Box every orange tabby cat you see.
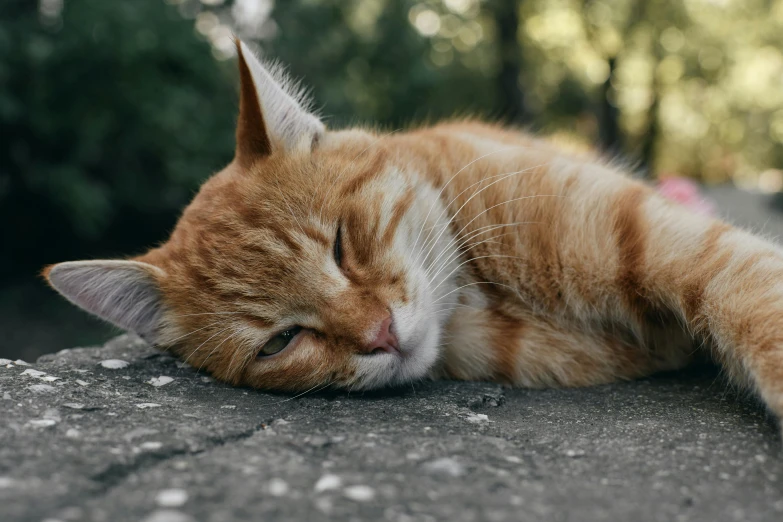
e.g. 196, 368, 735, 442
46, 40, 783, 432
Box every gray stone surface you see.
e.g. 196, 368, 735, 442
3, 185, 783, 522
0, 335, 782, 522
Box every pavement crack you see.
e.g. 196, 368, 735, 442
88, 419, 273, 497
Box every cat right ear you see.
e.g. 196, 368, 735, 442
234, 39, 324, 165
43, 260, 166, 344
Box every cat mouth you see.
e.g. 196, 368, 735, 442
370, 344, 403, 356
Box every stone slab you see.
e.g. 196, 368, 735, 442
1, 334, 781, 522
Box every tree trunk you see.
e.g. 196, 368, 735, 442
493, 0, 527, 124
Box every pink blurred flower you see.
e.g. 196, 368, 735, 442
656, 176, 717, 217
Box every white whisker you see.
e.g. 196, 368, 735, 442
409, 146, 522, 261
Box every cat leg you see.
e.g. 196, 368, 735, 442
577, 182, 783, 428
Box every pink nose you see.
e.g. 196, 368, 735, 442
364, 315, 400, 355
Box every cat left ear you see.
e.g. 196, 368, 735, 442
44, 260, 166, 344
235, 39, 324, 164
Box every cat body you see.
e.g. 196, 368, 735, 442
46, 41, 783, 432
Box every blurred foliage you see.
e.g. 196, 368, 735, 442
2, 0, 783, 280
0, 0, 236, 276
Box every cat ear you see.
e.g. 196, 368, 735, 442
44, 260, 166, 343
235, 39, 324, 163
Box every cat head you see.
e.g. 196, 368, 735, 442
45, 40, 460, 392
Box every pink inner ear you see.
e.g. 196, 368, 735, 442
47, 260, 165, 342
235, 39, 273, 165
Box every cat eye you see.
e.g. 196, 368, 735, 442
334, 224, 343, 268
258, 326, 302, 357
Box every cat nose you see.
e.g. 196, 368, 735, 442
362, 315, 399, 355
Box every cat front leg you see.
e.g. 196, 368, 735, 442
599, 183, 783, 430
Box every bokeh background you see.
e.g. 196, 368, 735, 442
3, 0, 783, 361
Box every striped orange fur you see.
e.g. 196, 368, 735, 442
45, 40, 783, 434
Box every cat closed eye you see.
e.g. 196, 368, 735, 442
258, 326, 302, 357
333, 224, 344, 268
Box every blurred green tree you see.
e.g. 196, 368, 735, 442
0, 0, 236, 276
3, 0, 783, 280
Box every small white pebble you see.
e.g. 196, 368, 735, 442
564, 449, 586, 458
0, 477, 15, 489
20, 369, 47, 378
267, 478, 289, 497
221, 405, 236, 410
28, 384, 56, 393
464, 413, 489, 424
504, 456, 522, 464
28, 419, 57, 428
155, 488, 189, 507
65, 429, 81, 439
200, 376, 214, 383
99, 359, 129, 369
14, 359, 30, 366
63, 403, 85, 410
148, 376, 174, 387
136, 403, 162, 409
343, 485, 375, 502
41, 375, 60, 382
0, 358, 12, 365
141, 441, 164, 451
314, 474, 342, 493
422, 457, 465, 477
2, 392, 11, 400
75, 380, 89, 386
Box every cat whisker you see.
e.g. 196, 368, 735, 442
425, 222, 537, 280
415, 175, 553, 270
431, 301, 486, 313
180, 325, 234, 370
424, 225, 539, 298
424, 194, 559, 290
409, 146, 523, 260
164, 320, 225, 346
425, 231, 516, 281
264, 380, 334, 406
224, 326, 259, 379
427, 239, 521, 292
200, 325, 252, 377
166, 311, 245, 318
432, 254, 529, 295
433, 281, 521, 306
411, 164, 546, 269
414, 166, 543, 262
